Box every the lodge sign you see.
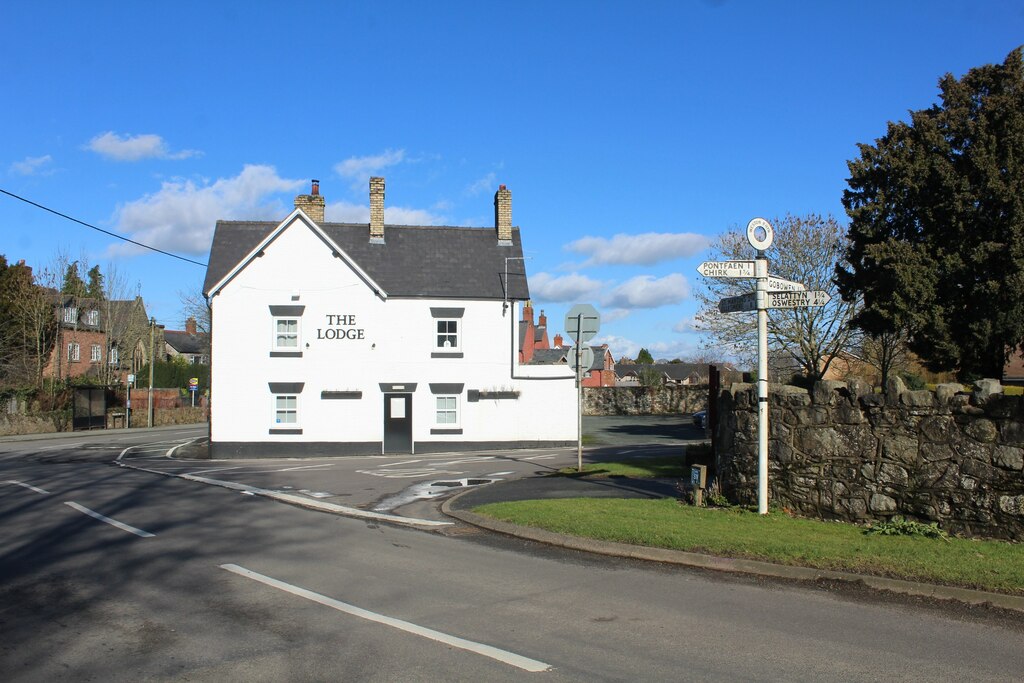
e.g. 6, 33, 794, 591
317, 314, 366, 340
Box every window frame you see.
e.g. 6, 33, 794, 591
434, 318, 460, 351
272, 317, 300, 351
90, 344, 102, 363
434, 394, 460, 428
273, 394, 300, 427
68, 342, 80, 362
108, 346, 119, 365
63, 307, 78, 324
84, 309, 99, 326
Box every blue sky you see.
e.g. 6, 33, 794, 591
2, 1, 1021, 361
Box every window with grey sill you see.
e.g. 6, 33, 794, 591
431, 395, 462, 434
271, 317, 302, 357
431, 307, 464, 358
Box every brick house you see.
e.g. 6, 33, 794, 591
44, 295, 153, 384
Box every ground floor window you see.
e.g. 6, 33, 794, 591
68, 342, 80, 362
275, 395, 298, 425
90, 344, 102, 362
435, 395, 459, 426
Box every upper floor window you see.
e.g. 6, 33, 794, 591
90, 344, 102, 363
436, 319, 459, 350
108, 347, 119, 365
67, 342, 80, 362
63, 307, 78, 324
430, 307, 464, 358
84, 310, 99, 326
269, 305, 305, 358
274, 318, 299, 350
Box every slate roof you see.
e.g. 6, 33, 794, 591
530, 348, 569, 365
164, 330, 206, 355
204, 219, 530, 301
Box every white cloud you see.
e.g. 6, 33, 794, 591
333, 149, 406, 188
602, 308, 631, 323
530, 272, 604, 303
9, 154, 53, 175
465, 172, 496, 196
112, 165, 304, 256
87, 131, 200, 161
591, 334, 697, 362
672, 316, 701, 333
603, 273, 690, 309
566, 232, 710, 266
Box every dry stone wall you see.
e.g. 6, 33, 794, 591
583, 385, 707, 416
715, 378, 1024, 540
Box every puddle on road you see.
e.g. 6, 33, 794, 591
371, 478, 498, 512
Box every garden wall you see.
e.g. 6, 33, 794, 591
715, 378, 1024, 540
583, 385, 708, 416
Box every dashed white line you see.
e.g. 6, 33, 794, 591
220, 564, 551, 673
64, 502, 155, 537
3, 480, 50, 494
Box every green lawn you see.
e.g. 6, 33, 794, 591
473, 498, 1024, 595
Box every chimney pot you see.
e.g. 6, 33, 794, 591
294, 179, 326, 223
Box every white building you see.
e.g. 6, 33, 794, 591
203, 178, 576, 457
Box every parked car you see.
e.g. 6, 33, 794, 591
692, 410, 707, 429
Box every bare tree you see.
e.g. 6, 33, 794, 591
694, 214, 862, 383
859, 328, 912, 388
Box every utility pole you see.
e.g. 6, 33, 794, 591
148, 317, 155, 428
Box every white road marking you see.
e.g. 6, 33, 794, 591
486, 471, 515, 477
64, 502, 155, 537
379, 459, 421, 467
36, 442, 86, 451
220, 564, 551, 673
355, 468, 464, 479
186, 465, 243, 476
3, 480, 50, 494
275, 464, 335, 472
519, 454, 557, 461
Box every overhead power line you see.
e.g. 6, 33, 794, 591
0, 187, 208, 267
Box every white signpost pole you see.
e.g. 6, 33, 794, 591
755, 256, 770, 515
746, 218, 774, 515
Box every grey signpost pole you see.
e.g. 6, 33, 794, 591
576, 331, 583, 472
565, 304, 600, 474
746, 218, 774, 515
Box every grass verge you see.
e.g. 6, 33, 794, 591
472, 498, 1024, 595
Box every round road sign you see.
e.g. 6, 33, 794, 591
746, 217, 774, 251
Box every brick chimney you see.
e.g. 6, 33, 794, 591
294, 179, 325, 223
522, 300, 534, 326
185, 317, 197, 336
369, 176, 385, 242
538, 310, 547, 328
553, 333, 564, 348
494, 184, 512, 244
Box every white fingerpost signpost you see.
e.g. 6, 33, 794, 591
697, 218, 830, 514
565, 304, 600, 472
747, 217, 774, 515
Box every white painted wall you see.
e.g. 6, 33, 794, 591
210, 215, 576, 451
